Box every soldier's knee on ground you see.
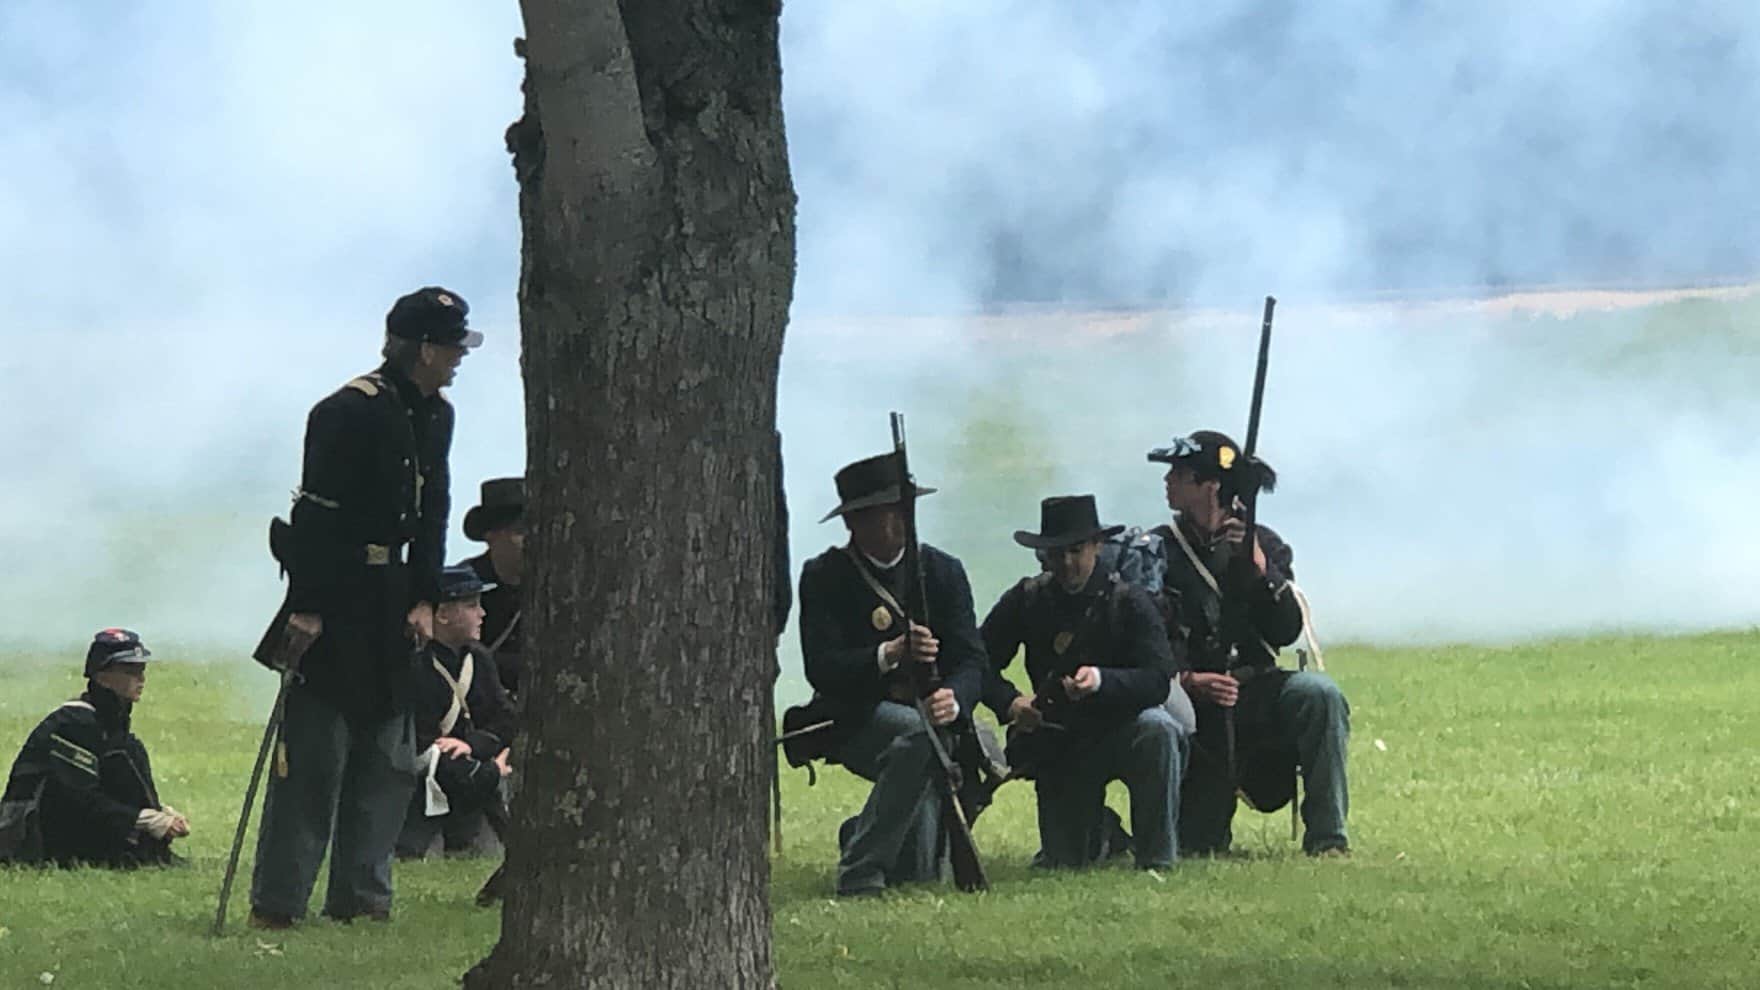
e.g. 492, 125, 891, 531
1130, 705, 1181, 754
881, 725, 934, 771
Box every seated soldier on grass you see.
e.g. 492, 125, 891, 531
981, 495, 1184, 870
396, 566, 517, 860
0, 629, 189, 868
797, 451, 984, 897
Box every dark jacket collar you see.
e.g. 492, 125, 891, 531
377, 362, 431, 408
428, 639, 469, 670
466, 551, 499, 583
1173, 512, 1225, 558
82, 683, 132, 733
1049, 557, 1116, 600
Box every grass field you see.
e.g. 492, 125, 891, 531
4, 632, 1760, 988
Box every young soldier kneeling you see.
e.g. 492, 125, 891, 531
0, 629, 189, 868
981, 496, 1184, 870
397, 566, 516, 860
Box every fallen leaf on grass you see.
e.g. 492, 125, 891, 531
1374, 739, 1388, 752
1146, 869, 1165, 883
39, 974, 54, 986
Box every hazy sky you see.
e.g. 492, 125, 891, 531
2, 2, 1756, 656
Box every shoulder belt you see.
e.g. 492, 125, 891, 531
1165, 523, 1222, 597
487, 610, 522, 656
839, 546, 906, 626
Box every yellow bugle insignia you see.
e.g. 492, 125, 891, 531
871, 605, 893, 631
1053, 631, 1074, 655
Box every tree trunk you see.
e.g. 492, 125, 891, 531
466, 1, 794, 987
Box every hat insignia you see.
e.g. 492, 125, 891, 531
437, 293, 455, 307
871, 606, 893, 632
1053, 631, 1074, 655
1217, 447, 1236, 470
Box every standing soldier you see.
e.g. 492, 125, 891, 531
1146, 430, 1350, 857
0, 629, 189, 868
796, 452, 984, 897
248, 286, 479, 928
980, 496, 1184, 870
458, 477, 526, 697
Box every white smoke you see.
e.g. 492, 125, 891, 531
1, 2, 1756, 663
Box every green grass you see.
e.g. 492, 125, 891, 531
5, 633, 1760, 988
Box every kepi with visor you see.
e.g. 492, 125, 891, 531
84, 628, 153, 677
386, 287, 483, 349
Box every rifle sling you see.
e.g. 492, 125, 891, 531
487, 609, 521, 656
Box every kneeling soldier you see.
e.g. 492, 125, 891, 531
1148, 430, 1350, 856
0, 629, 189, 867
798, 452, 984, 897
398, 565, 517, 859
458, 477, 526, 698
981, 496, 1183, 869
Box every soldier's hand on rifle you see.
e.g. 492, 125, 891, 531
882, 622, 939, 667
494, 748, 513, 777
407, 602, 436, 642
1007, 695, 1044, 731
1062, 665, 1101, 700
288, 612, 323, 640
435, 736, 472, 760
1183, 671, 1239, 707
1218, 517, 1267, 575
926, 686, 958, 727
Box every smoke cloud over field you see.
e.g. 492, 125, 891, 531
1, 2, 1757, 660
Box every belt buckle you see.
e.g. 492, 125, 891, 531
365, 544, 391, 566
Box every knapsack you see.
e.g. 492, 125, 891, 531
0, 773, 48, 865
1097, 526, 1169, 595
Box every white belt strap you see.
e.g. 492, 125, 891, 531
1290, 582, 1326, 671
433, 653, 476, 738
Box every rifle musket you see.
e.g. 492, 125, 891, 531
772, 719, 836, 744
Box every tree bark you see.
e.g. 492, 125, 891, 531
466, 1, 794, 987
